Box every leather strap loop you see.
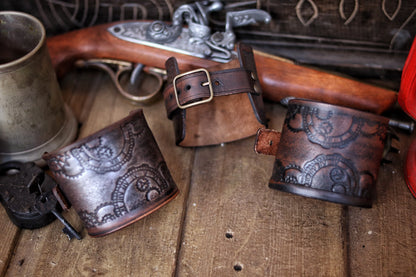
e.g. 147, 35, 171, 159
162, 43, 267, 147
254, 128, 281, 156
163, 56, 259, 118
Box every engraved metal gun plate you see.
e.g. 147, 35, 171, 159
108, 1, 271, 63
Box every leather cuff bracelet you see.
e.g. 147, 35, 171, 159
43, 109, 179, 237
162, 43, 267, 147
255, 99, 389, 208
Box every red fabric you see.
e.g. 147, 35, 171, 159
398, 37, 416, 120
400, 37, 416, 198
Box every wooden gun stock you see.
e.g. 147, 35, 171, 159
47, 21, 397, 114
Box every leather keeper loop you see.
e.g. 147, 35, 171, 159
256, 99, 390, 208
162, 43, 267, 147
254, 128, 281, 156
43, 109, 179, 237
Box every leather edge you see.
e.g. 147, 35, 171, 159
254, 128, 281, 156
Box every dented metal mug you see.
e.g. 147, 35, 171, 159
0, 11, 77, 164
43, 110, 179, 237
255, 99, 390, 207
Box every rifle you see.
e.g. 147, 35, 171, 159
46, 1, 397, 115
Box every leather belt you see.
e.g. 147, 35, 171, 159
163, 67, 259, 118
161, 43, 267, 147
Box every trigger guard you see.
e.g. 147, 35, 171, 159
75, 59, 163, 104
115, 66, 163, 104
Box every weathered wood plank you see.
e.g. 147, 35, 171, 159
0, 207, 19, 276
176, 103, 347, 276
348, 132, 416, 276
4, 71, 192, 276
2, 64, 416, 276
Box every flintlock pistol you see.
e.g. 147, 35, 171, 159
47, 0, 397, 114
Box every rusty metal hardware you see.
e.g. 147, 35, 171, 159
0, 162, 81, 240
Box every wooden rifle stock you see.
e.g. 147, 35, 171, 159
47, 21, 397, 114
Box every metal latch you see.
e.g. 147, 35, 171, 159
0, 162, 82, 240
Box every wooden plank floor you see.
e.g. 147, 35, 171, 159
1, 68, 416, 276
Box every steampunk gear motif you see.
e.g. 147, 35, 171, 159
273, 153, 374, 198
285, 103, 388, 149
78, 162, 170, 228
257, 99, 390, 207
43, 109, 179, 236
47, 121, 145, 178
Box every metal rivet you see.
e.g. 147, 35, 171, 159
251, 72, 257, 81
254, 83, 261, 93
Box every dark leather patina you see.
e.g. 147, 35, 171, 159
255, 99, 389, 208
163, 43, 267, 147
43, 109, 179, 237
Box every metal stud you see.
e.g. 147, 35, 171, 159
254, 83, 262, 93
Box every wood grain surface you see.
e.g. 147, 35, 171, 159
0, 68, 415, 276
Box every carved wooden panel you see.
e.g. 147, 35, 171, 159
258, 0, 415, 51
1, 0, 413, 49
238, 0, 415, 73
0, 0, 174, 33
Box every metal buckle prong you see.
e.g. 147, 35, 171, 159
173, 68, 214, 109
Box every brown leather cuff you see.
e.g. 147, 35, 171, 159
255, 99, 389, 208
43, 109, 179, 237
163, 43, 267, 147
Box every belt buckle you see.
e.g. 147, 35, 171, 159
173, 68, 213, 109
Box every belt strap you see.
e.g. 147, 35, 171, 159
163, 45, 262, 119
161, 43, 267, 146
